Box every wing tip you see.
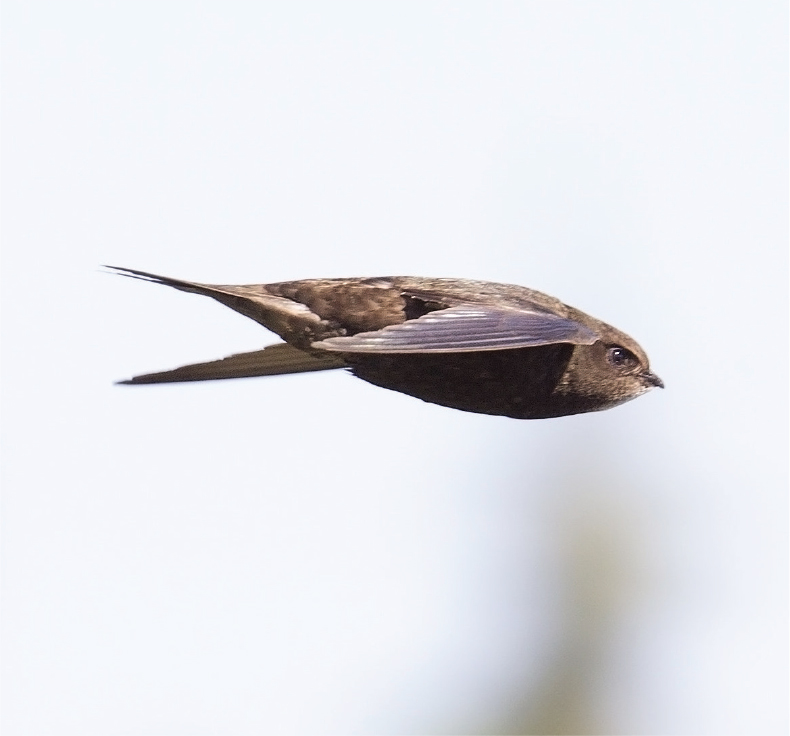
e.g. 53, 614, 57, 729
115, 375, 162, 385
102, 265, 165, 286
102, 265, 152, 280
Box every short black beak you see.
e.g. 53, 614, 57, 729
642, 371, 665, 389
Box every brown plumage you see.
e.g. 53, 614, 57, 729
108, 267, 663, 419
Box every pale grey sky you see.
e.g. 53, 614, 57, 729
2, 2, 787, 734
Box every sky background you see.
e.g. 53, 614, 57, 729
2, 2, 787, 734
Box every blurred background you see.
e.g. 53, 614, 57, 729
2, 2, 787, 734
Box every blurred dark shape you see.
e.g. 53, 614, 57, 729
486, 471, 645, 736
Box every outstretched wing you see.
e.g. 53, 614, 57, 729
312, 304, 598, 354
117, 343, 346, 384
104, 265, 329, 340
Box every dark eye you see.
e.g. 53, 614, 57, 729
607, 346, 639, 370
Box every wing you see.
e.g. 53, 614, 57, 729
104, 266, 331, 343
117, 343, 346, 384
312, 304, 598, 354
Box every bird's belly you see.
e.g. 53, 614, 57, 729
346, 344, 575, 419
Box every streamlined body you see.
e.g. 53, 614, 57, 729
109, 267, 663, 419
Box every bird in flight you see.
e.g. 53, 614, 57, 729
108, 266, 663, 419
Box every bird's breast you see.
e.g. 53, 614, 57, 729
346, 344, 575, 419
